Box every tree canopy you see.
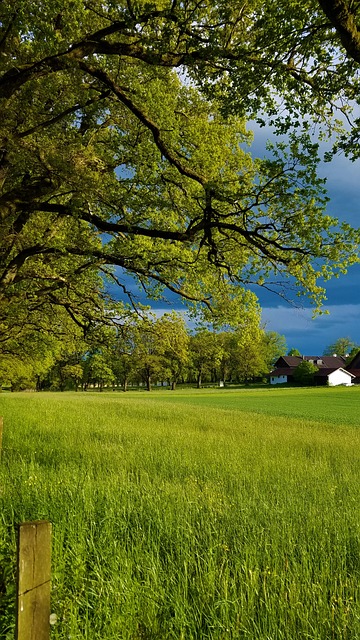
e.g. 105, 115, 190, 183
323, 336, 358, 357
1, 0, 359, 355
293, 360, 319, 385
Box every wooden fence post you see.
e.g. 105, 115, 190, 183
16, 520, 52, 640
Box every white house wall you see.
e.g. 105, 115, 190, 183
327, 369, 353, 387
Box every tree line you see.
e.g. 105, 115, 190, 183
0, 311, 288, 392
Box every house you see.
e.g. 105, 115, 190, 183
270, 355, 355, 386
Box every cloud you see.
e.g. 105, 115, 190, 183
262, 304, 360, 353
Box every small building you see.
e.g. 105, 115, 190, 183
315, 367, 355, 386
270, 369, 292, 385
270, 355, 355, 386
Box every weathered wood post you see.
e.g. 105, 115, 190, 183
16, 520, 52, 640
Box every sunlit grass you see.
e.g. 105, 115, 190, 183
1, 390, 360, 639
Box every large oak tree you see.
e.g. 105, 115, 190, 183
1, 0, 359, 354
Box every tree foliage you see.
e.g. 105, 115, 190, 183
323, 336, 358, 357
293, 360, 319, 385
288, 348, 302, 357
0, 302, 291, 390
263, 331, 287, 368
1, 0, 359, 360
156, 312, 190, 389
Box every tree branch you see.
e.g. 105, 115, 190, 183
78, 61, 207, 186
318, 0, 360, 63
17, 91, 111, 139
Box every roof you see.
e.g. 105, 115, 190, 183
345, 368, 360, 378
274, 355, 347, 371
270, 368, 292, 377
314, 368, 355, 378
314, 356, 347, 368
346, 351, 360, 369
277, 356, 302, 367
270, 366, 355, 379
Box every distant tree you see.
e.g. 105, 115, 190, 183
111, 354, 137, 392
189, 330, 223, 389
216, 332, 236, 383
0, 319, 83, 391
110, 318, 142, 392
156, 312, 190, 390
263, 331, 287, 369
293, 361, 319, 386
323, 337, 357, 357
60, 364, 84, 391
132, 317, 166, 392
288, 348, 302, 356
82, 352, 114, 391
0, 357, 36, 391
231, 327, 268, 384
110, 311, 189, 391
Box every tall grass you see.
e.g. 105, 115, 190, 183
1, 390, 360, 639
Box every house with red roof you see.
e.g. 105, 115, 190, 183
270, 355, 355, 386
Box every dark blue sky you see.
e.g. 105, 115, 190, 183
256, 133, 360, 354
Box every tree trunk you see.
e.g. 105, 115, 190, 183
146, 375, 151, 391
197, 373, 202, 389
171, 380, 176, 390
123, 378, 128, 392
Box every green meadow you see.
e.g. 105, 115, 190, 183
1, 387, 360, 639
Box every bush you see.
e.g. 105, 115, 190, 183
293, 360, 319, 385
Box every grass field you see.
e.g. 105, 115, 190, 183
1, 387, 360, 639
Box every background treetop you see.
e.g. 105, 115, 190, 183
323, 336, 359, 357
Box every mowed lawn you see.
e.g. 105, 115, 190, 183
153, 384, 360, 427
1, 387, 360, 639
